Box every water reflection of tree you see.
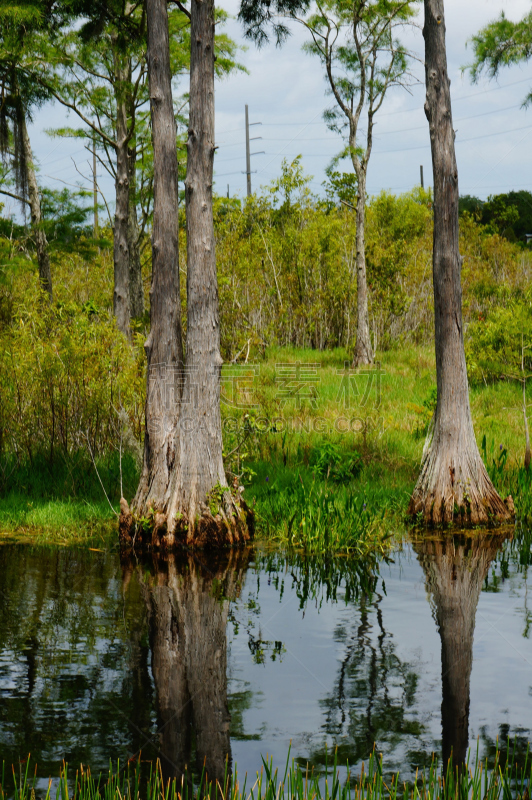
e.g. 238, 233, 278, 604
297, 587, 423, 774
124, 550, 250, 786
479, 722, 532, 773
414, 533, 507, 770
254, 550, 382, 610
0, 546, 155, 773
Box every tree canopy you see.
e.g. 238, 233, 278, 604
468, 7, 532, 105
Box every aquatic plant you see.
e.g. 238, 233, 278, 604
3, 743, 532, 800
255, 473, 391, 556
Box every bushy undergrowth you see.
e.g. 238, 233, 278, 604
3, 744, 532, 800
1, 179, 532, 543
0, 241, 145, 496
0, 451, 139, 542
212, 162, 532, 359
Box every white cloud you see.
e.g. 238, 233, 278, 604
24, 0, 532, 210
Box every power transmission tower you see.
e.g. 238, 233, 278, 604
244, 105, 264, 197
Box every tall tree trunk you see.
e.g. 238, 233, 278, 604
352, 167, 373, 367
175, 0, 227, 525
120, 0, 253, 550
408, 0, 511, 525
128, 139, 145, 318
126, 0, 184, 543
414, 533, 507, 770
113, 50, 132, 337
20, 114, 53, 302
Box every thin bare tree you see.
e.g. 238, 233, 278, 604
292, 0, 420, 365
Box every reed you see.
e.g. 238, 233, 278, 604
2, 745, 531, 800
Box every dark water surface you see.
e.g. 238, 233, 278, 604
0, 533, 531, 787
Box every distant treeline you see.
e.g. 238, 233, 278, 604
459, 190, 532, 244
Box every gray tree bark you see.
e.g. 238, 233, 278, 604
408, 0, 511, 525
127, 0, 184, 543
120, 0, 252, 550
174, 0, 229, 527
352, 166, 373, 366
113, 49, 132, 337
415, 533, 507, 770
127, 139, 145, 318
20, 114, 53, 302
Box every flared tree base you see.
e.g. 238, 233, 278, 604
119, 493, 254, 551
408, 447, 514, 526
352, 340, 374, 368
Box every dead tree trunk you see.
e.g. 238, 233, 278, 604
353, 166, 373, 366
408, 0, 511, 525
20, 114, 52, 302
113, 50, 132, 338
415, 533, 507, 770
120, 0, 253, 550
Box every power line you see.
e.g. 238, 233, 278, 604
215, 121, 532, 171
260, 103, 529, 142
225, 75, 532, 132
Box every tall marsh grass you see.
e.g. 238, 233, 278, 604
3, 745, 532, 800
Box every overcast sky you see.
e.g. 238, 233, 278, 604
8, 0, 532, 221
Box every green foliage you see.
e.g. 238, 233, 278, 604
322, 168, 358, 209
206, 481, 228, 515
301, 0, 419, 173
215, 177, 437, 359
481, 435, 508, 483
468, 9, 532, 104
479, 191, 532, 243
481, 194, 520, 240
465, 299, 532, 384
0, 298, 144, 466
459, 194, 484, 219
480, 436, 532, 522
0, 0, 72, 196
410, 385, 437, 438
365, 188, 432, 347
309, 440, 362, 482
255, 469, 388, 555
0, 236, 145, 507
215, 172, 532, 356
41, 4, 245, 232
38, 187, 107, 258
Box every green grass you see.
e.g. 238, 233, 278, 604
225, 345, 532, 551
0, 451, 138, 545
0, 494, 117, 545
3, 744, 532, 800
247, 462, 398, 556
1, 344, 531, 549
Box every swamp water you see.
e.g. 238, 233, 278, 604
0, 533, 531, 788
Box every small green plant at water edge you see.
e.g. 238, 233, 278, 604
481, 435, 508, 482
258, 474, 388, 555
206, 482, 228, 515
